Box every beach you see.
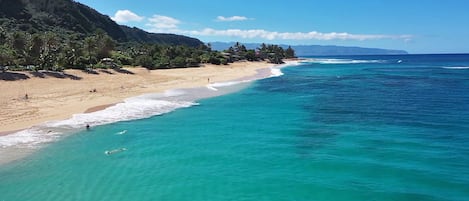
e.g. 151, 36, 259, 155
0, 61, 273, 135
0, 61, 277, 164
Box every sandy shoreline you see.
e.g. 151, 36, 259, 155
0, 61, 274, 136
84, 103, 118, 114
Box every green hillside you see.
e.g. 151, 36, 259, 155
0, 0, 202, 46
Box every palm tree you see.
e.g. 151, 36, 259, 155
10, 31, 27, 66
84, 36, 97, 67
39, 33, 60, 70
285, 46, 296, 58
27, 34, 43, 66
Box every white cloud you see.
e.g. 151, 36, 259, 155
143, 14, 411, 41
183, 28, 412, 41
111, 10, 144, 23
216, 16, 250, 22
146, 15, 181, 32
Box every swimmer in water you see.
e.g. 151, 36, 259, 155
116, 130, 127, 135
104, 148, 127, 155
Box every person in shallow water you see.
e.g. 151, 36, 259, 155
86, 124, 90, 130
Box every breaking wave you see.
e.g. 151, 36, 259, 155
303, 58, 387, 64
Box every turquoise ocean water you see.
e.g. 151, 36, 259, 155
1, 54, 469, 200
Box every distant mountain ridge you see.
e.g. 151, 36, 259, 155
210, 42, 408, 56
0, 0, 203, 47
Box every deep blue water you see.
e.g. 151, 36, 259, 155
1, 54, 469, 200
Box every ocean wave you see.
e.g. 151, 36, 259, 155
0, 62, 296, 150
206, 63, 294, 90
270, 68, 284, 77
269, 60, 302, 77
46, 97, 196, 129
0, 95, 197, 149
207, 80, 249, 91
0, 128, 62, 148
442, 66, 469, 70
306, 58, 387, 64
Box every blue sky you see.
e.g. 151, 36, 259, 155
75, 0, 469, 54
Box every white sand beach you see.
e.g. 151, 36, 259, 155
0, 61, 274, 135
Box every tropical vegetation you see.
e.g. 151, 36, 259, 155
0, 0, 295, 72
0, 27, 295, 72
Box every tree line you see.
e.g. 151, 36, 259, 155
223, 42, 296, 64
0, 29, 295, 72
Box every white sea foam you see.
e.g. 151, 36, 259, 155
163, 89, 186, 97
206, 80, 247, 91
268, 60, 302, 77
270, 68, 284, 77
0, 128, 61, 148
0, 94, 196, 149
210, 80, 247, 88
206, 85, 219, 91
46, 96, 196, 129
442, 66, 469, 69
307, 58, 387, 64
0, 61, 298, 151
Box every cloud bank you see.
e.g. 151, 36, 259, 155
144, 14, 412, 41
184, 28, 412, 41
111, 10, 144, 23
216, 16, 250, 22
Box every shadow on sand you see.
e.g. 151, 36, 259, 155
113, 68, 135, 74
0, 72, 30, 81
99, 69, 114, 74
42, 71, 82, 80
30, 71, 46, 78
83, 68, 99, 75
28, 71, 82, 80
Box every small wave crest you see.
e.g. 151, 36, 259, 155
207, 80, 248, 91
46, 96, 196, 129
442, 66, 469, 70
270, 68, 284, 77
0, 95, 196, 149
0, 62, 297, 150
306, 58, 387, 64
269, 60, 302, 77
0, 128, 62, 148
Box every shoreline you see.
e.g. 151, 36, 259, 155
0, 61, 274, 134
0, 130, 21, 137
84, 103, 118, 113
0, 103, 117, 137
0, 61, 299, 165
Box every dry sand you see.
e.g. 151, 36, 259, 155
0, 61, 274, 135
